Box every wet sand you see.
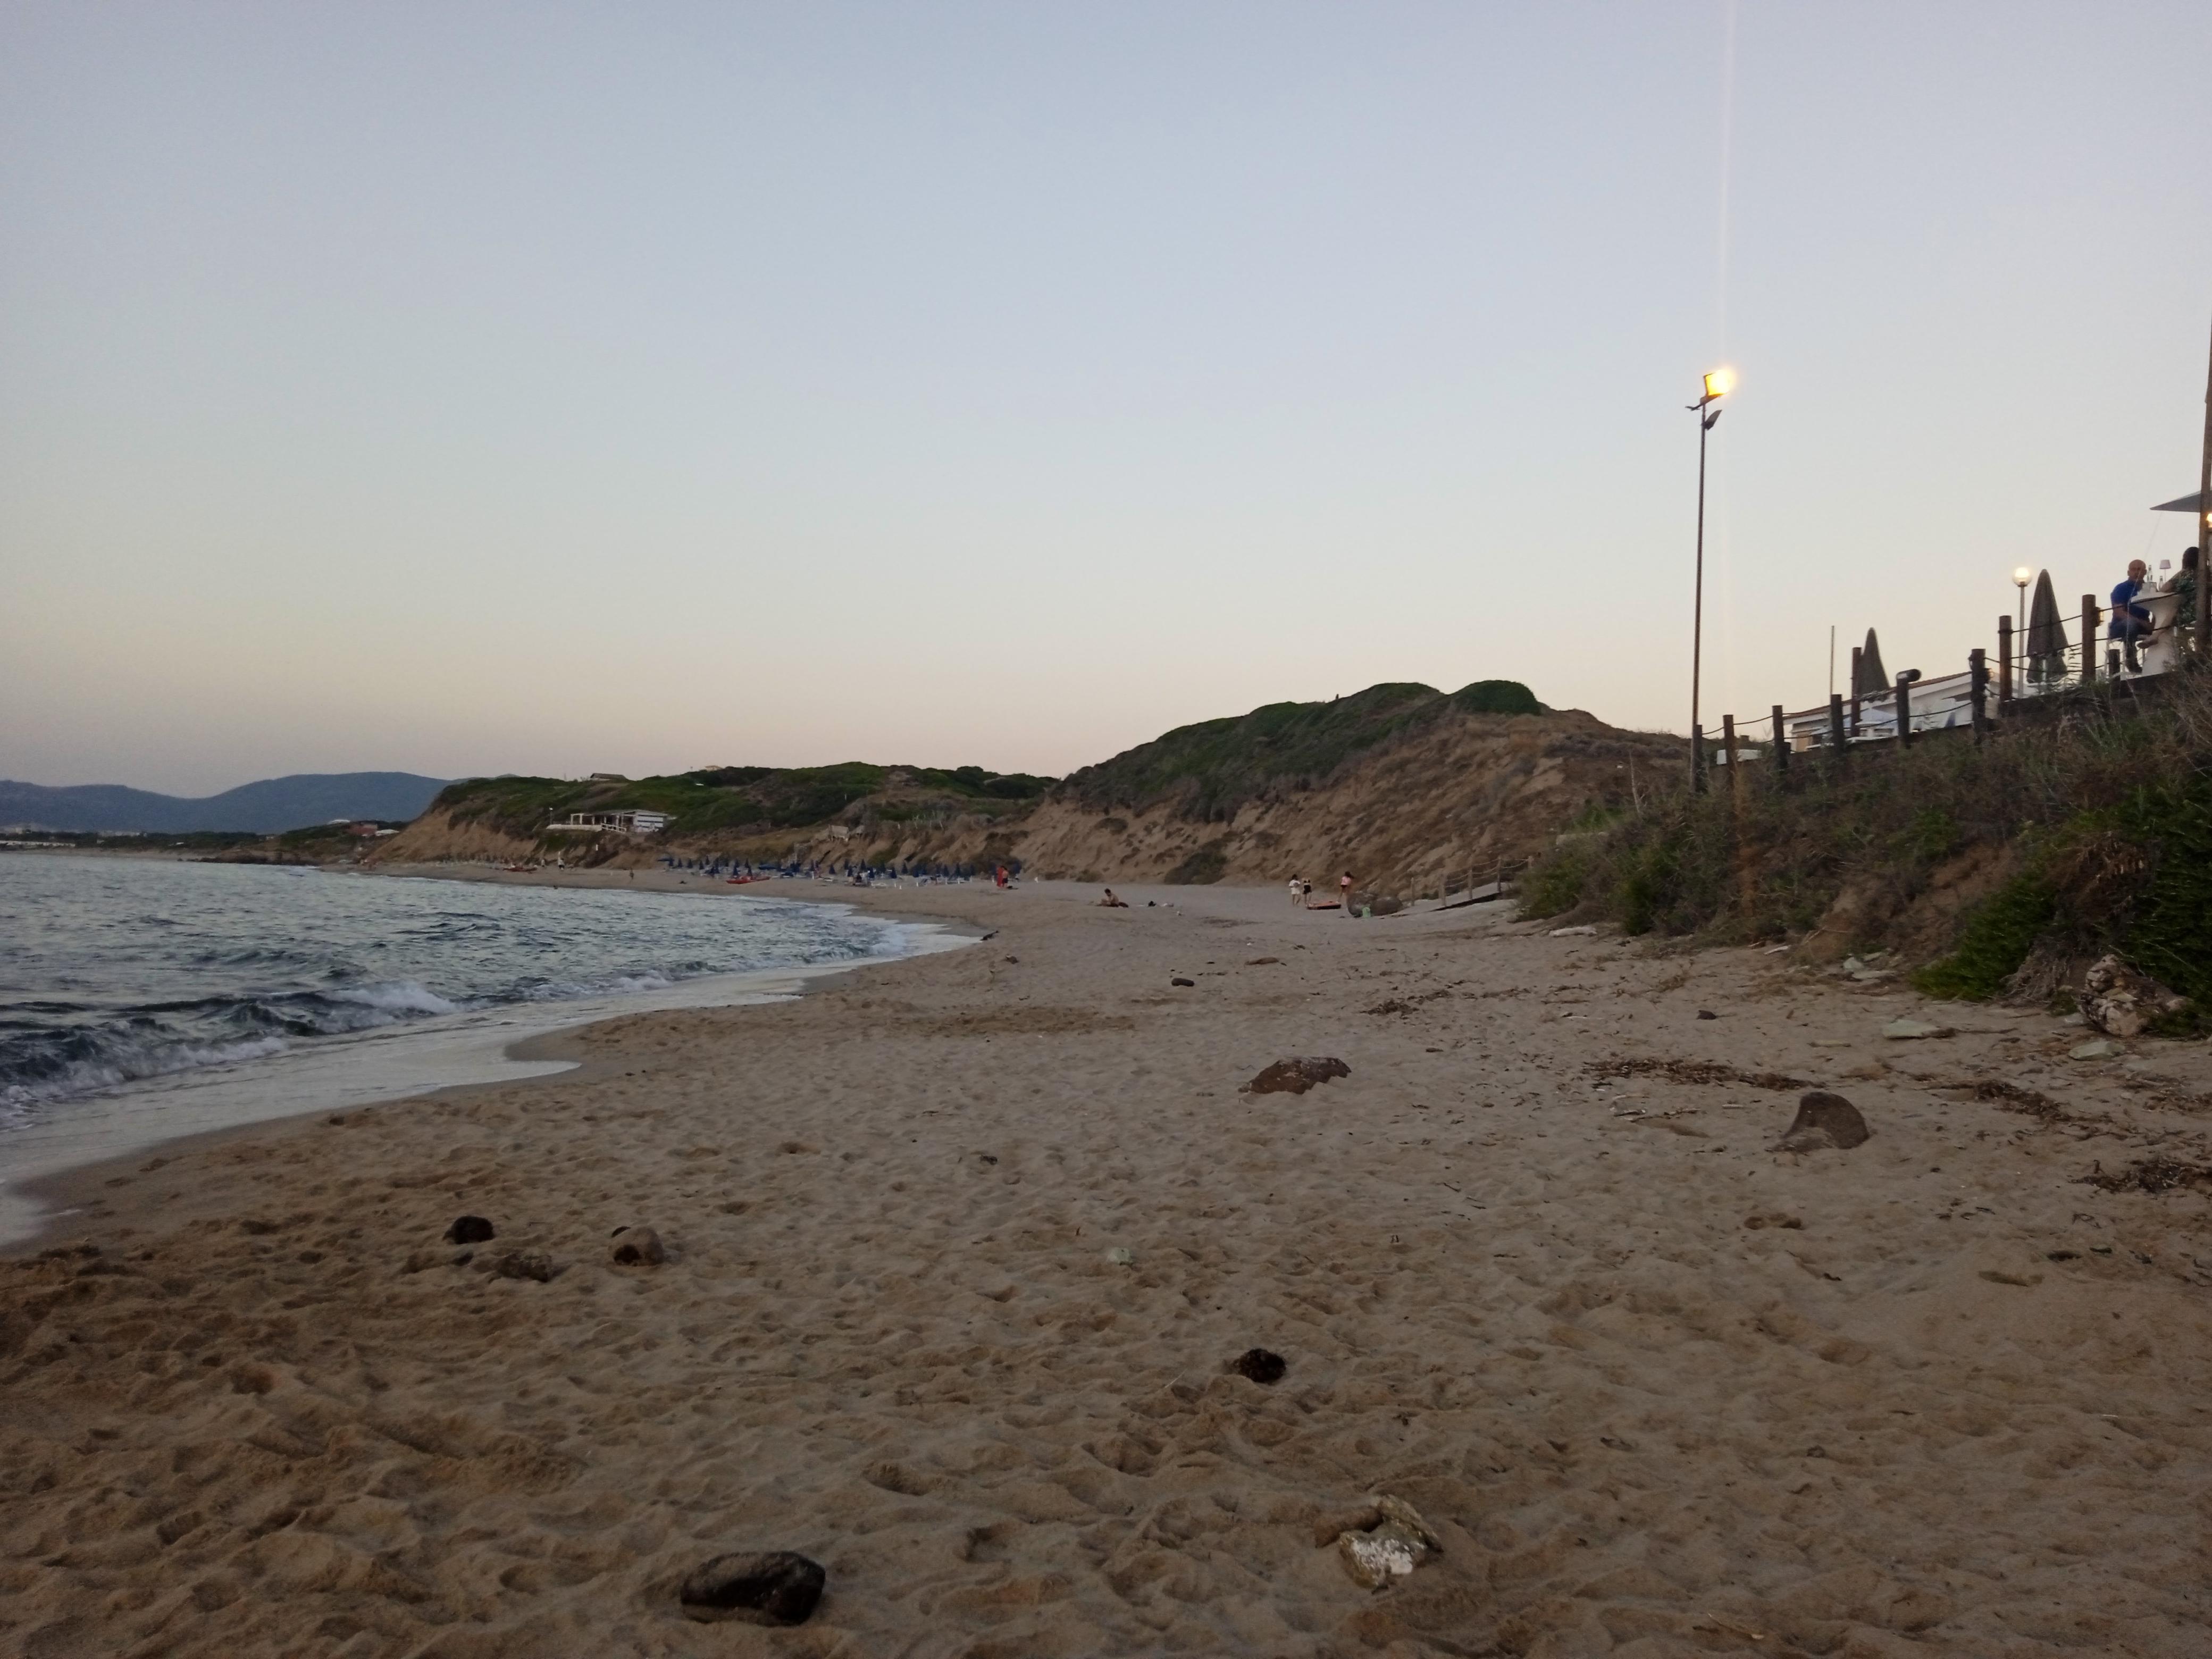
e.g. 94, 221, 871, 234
4, 876, 2210, 1656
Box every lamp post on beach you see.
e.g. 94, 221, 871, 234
2013, 568, 2031, 667
1689, 367, 1732, 792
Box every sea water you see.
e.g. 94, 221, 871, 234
0, 856, 940, 1237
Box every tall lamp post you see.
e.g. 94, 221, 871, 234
1689, 368, 1732, 791
2013, 568, 2031, 666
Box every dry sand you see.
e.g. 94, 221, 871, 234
5, 875, 2211, 1657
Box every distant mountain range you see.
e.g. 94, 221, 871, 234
0, 773, 451, 834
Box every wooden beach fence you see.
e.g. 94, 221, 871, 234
1710, 582, 2169, 774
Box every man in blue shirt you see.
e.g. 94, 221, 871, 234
2109, 558, 2150, 674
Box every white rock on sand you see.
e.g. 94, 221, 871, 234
3, 874, 2210, 1657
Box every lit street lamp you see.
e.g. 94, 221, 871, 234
1688, 368, 1732, 790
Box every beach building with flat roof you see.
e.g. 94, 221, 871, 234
547, 810, 667, 836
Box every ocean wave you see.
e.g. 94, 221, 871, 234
0, 1032, 294, 1118
329, 981, 460, 1018
1, 860, 917, 1119
0, 980, 465, 1111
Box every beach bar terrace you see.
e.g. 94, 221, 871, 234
546, 809, 668, 836
1698, 476, 2211, 778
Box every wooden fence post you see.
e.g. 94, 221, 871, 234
1849, 646, 1863, 735
2082, 594, 2099, 684
1771, 705, 1789, 786
1969, 649, 1989, 741
1722, 714, 1740, 805
1895, 677, 1913, 747
1996, 615, 2013, 704
1828, 692, 1847, 758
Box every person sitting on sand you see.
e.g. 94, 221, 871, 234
1097, 888, 1128, 907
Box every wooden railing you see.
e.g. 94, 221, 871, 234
1698, 588, 2190, 779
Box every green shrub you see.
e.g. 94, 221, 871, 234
1912, 875, 2055, 1000
1521, 843, 1591, 918
1451, 679, 1543, 715
1544, 670, 2212, 999
1618, 837, 1682, 936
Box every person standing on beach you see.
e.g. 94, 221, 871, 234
1289, 874, 1303, 908
1339, 870, 1354, 915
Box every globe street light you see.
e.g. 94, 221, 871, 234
1688, 368, 1731, 790
2013, 567, 2032, 663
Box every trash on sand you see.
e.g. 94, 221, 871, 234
1328, 1494, 1441, 1590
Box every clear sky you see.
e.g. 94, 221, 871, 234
4, 3, 2208, 795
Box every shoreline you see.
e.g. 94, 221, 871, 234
0, 861, 976, 1250
5, 875, 2210, 1655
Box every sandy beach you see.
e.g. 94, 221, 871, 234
5, 875, 2211, 1657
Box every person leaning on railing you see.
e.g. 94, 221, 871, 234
2109, 559, 2151, 674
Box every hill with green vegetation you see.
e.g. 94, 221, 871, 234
368, 676, 1677, 892
1059, 680, 1546, 823
1521, 671, 2212, 1020
375, 761, 1053, 868
1021, 680, 1681, 893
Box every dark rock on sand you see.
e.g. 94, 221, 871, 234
443, 1215, 496, 1244
1171, 976, 1196, 987
1230, 1347, 1287, 1384
1243, 1057, 1351, 1096
609, 1226, 666, 1266
679, 1551, 826, 1626
1777, 1090, 1870, 1153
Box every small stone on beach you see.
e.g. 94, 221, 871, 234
1170, 976, 1196, 987
1243, 1057, 1351, 1095
1229, 1347, 1287, 1384
443, 1216, 495, 1244
1883, 1018, 1952, 1040
487, 1250, 554, 1282
609, 1226, 665, 1266
1329, 1494, 1441, 1590
1776, 1090, 1871, 1153
678, 1551, 826, 1626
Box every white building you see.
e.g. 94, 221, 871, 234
547, 810, 668, 836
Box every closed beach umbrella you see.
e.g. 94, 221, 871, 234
2024, 569, 2067, 681
1853, 629, 1888, 697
